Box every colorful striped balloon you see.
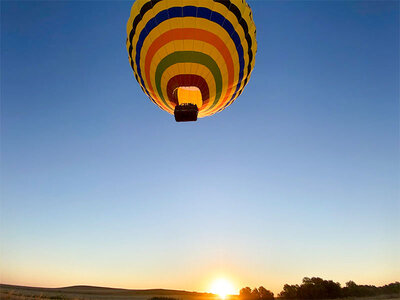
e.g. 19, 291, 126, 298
126, 0, 257, 121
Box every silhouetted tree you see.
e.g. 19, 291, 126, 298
342, 280, 381, 297
279, 277, 399, 299
251, 288, 260, 300
239, 287, 274, 300
381, 282, 400, 295
278, 284, 298, 299
279, 277, 341, 299
258, 286, 274, 300
240, 287, 252, 300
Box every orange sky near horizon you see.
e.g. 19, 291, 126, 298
1, 263, 399, 295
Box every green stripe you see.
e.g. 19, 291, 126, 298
155, 51, 222, 110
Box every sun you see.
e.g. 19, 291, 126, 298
210, 278, 236, 299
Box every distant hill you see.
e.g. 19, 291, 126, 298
0, 284, 220, 300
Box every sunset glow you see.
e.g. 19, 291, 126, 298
1, 1, 399, 296
210, 278, 236, 299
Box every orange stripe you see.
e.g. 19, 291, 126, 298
143, 28, 235, 112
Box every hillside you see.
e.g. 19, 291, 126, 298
0, 284, 221, 300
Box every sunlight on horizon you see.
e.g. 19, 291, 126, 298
209, 278, 236, 299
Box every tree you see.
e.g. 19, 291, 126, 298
278, 284, 299, 299
240, 287, 252, 300
279, 278, 341, 299
279, 277, 399, 299
251, 288, 260, 300
239, 286, 274, 300
258, 286, 274, 300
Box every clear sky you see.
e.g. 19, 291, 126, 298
1, 0, 399, 295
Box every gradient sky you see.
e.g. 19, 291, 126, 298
1, 0, 399, 295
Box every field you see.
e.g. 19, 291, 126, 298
1, 285, 399, 300
0, 285, 223, 300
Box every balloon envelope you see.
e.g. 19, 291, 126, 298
126, 0, 257, 121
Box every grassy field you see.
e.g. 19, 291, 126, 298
0, 285, 398, 300
0, 285, 223, 300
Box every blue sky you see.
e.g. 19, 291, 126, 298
1, 0, 399, 294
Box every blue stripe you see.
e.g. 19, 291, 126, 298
134, 6, 245, 106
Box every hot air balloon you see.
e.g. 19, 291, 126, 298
126, 0, 257, 122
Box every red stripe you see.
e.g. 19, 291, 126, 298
167, 75, 210, 108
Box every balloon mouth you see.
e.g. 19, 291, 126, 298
174, 104, 199, 122
175, 86, 203, 108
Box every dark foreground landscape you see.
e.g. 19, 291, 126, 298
0, 285, 221, 300
0, 284, 399, 300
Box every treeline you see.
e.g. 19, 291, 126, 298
240, 286, 275, 300
239, 278, 400, 300
341, 280, 400, 298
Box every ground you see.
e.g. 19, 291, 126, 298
0, 285, 220, 300
0, 285, 399, 300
